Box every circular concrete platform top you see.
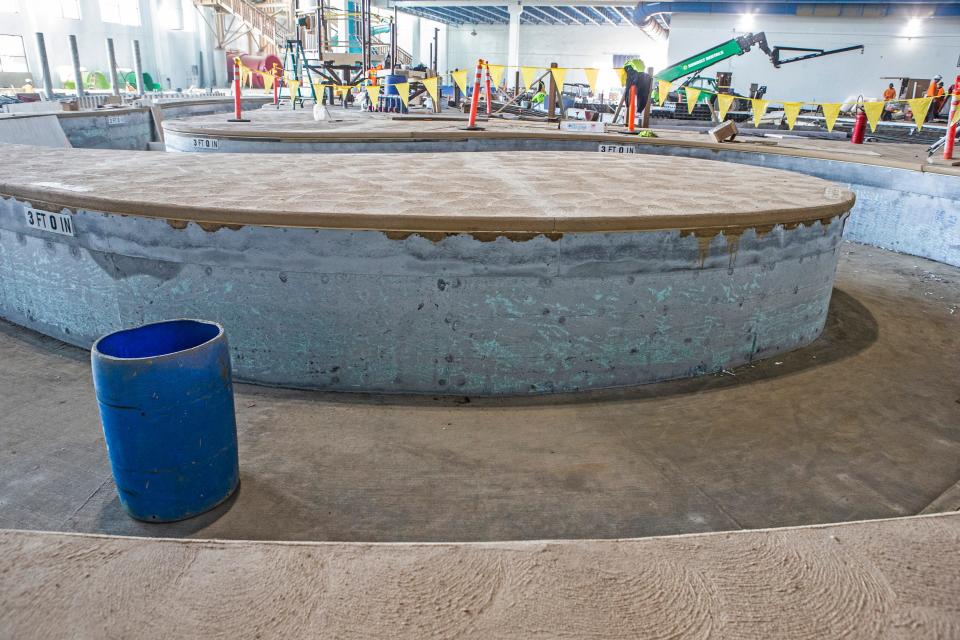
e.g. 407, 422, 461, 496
0, 144, 854, 233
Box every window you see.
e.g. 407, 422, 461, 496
0, 0, 17, 13
0, 34, 29, 73
58, 0, 81, 19
99, 0, 140, 26
40, 0, 81, 18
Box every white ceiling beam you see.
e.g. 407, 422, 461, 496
564, 5, 600, 25
392, 0, 634, 8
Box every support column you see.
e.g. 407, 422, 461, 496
411, 17, 421, 66
132, 40, 146, 95
508, 2, 521, 91
105, 37, 120, 96
34, 33, 54, 101
69, 35, 85, 97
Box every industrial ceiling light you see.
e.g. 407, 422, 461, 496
902, 17, 923, 39
737, 12, 756, 32
470, 28, 478, 36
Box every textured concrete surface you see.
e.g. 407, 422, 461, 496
0, 115, 71, 148
1, 514, 959, 639
0, 146, 853, 232
162, 107, 960, 175
0, 244, 957, 541
0, 190, 850, 393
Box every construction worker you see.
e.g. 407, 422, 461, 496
925, 75, 943, 122
623, 58, 653, 121
882, 83, 897, 120
531, 82, 547, 111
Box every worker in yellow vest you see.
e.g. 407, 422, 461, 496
623, 58, 653, 120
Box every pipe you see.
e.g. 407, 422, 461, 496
227, 57, 249, 122
34, 33, 54, 101
132, 40, 146, 95
69, 35, 85, 98
944, 74, 960, 159
466, 58, 483, 130
105, 37, 120, 96
484, 62, 492, 116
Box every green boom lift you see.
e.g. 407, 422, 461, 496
652, 33, 864, 113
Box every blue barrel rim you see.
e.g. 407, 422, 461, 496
92, 318, 225, 362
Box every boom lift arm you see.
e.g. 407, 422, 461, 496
654, 32, 864, 83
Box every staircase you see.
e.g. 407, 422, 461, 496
195, 0, 412, 66
194, 0, 288, 52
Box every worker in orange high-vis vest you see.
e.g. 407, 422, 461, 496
927, 74, 943, 97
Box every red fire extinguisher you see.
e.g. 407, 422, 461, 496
851, 102, 867, 145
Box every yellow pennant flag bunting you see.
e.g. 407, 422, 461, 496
487, 64, 505, 87
820, 103, 841, 132
657, 80, 671, 106
862, 101, 885, 132
451, 70, 468, 94
396, 82, 410, 107
782, 102, 803, 130
583, 68, 599, 93
520, 66, 541, 90
287, 79, 301, 97
365, 84, 382, 105
906, 97, 932, 130
716, 93, 735, 120
338, 85, 352, 97
684, 87, 701, 114
616, 68, 627, 87
751, 99, 769, 127
550, 67, 567, 90
422, 76, 440, 105
312, 82, 325, 99
262, 71, 275, 91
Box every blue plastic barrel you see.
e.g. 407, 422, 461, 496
380, 74, 408, 113
91, 319, 239, 522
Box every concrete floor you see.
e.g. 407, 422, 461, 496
0, 242, 958, 542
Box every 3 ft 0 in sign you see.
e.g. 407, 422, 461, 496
24, 207, 75, 237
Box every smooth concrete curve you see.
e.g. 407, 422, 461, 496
163, 120, 960, 269
2, 513, 959, 639
0, 146, 852, 394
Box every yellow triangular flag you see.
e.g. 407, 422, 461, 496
782, 101, 803, 130
287, 79, 300, 97
550, 67, 567, 91
262, 72, 274, 91
395, 82, 410, 107
520, 66, 541, 91
820, 103, 841, 132
862, 101, 885, 132
906, 97, 932, 131
616, 68, 627, 87
312, 82, 325, 99
584, 68, 599, 93
716, 93, 735, 120
365, 84, 381, 105
751, 99, 769, 127
684, 87, 701, 114
422, 76, 440, 104
488, 64, 505, 88
657, 80, 671, 107
338, 85, 352, 97
451, 70, 468, 94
